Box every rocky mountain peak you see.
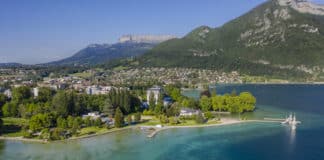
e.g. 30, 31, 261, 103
118, 35, 177, 43
277, 0, 324, 15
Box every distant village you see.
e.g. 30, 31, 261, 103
0, 67, 243, 95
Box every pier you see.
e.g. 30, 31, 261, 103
143, 115, 302, 138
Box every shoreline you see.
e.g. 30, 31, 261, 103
0, 119, 282, 143
144, 119, 282, 138
0, 126, 135, 144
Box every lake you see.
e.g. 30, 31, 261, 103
1, 84, 324, 160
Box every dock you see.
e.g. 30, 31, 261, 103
143, 115, 302, 138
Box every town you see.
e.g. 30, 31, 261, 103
0, 66, 256, 141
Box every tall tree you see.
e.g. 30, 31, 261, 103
199, 96, 212, 112
114, 107, 124, 128
149, 92, 156, 110
126, 115, 132, 125
0, 94, 7, 109
2, 102, 18, 117
0, 118, 3, 134
51, 91, 71, 117
12, 86, 31, 103
134, 112, 141, 123
36, 87, 54, 103
123, 91, 131, 114
102, 98, 115, 118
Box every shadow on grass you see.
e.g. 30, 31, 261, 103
2, 125, 22, 134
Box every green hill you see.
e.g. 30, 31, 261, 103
137, 0, 324, 80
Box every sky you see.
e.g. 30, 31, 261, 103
0, 0, 324, 64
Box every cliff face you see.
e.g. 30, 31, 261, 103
118, 35, 177, 43
278, 0, 324, 15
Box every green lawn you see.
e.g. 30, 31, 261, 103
140, 118, 221, 127
78, 127, 108, 136
2, 130, 25, 137
70, 72, 92, 78
2, 117, 28, 137
3, 117, 29, 126
113, 66, 128, 71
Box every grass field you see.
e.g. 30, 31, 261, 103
70, 72, 92, 78
78, 127, 108, 136
3, 117, 29, 126
2, 117, 28, 137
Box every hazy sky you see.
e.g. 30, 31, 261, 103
0, 0, 323, 64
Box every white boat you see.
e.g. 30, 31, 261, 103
281, 113, 293, 124
282, 113, 301, 130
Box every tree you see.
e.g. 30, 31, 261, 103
94, 118, 102, 127
18, 104, 27, 118
0, 118, 3, 134
227, 97, 240, 113
71, 118, 81, 134
134, 112, 141, 123
0, 93, 7, 109
37, 87, 54, 103
83, 117, 92, 127
239, 92, 256, 112
122, 91, 131, 114
199, 96, 212, 112
159, 115, 169, 124
166, 102, 180, 117
126, 115, 132, 125
114, 107, 124, 128
57, 117, 68, 129
29, 114, 51, 132
182, 98, 197, 109
154, 103, 164, 115
149, 92, 156, 109
67, 116, 74, 128
50, 128, 64, 140
2, 102, 18, 117
169, 117, 179, 125
195, 112, 205, 124
102, 99, 115, 117
211, 95, 225, 119
170, 88, 181, 101
12, 86, 31, 103
51, 91, 71, 117
204, 111, 214, 119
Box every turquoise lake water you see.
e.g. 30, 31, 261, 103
1, 84, 324, 160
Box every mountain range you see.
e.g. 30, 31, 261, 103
47, 35, 176, 66
133, 0, 324, 80
12, 0, 324, 80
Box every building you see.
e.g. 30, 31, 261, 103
82, 112, 113, 125
163, 96, 173, 107
85, 85, 112, 95
4, 89, 12, 98
141, 102, 149, 109
33, 87, 39, 97
180, 108, 200, 117
146, 86, 163, 105
82, 112, 101, 120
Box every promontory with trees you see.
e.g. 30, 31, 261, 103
0, 84, 256, 141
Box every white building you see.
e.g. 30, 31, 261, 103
146, 86, 163, 105
33, 87, 39, 97
4, 89, 12, 98
82, 112, 101, 120
180, 108, 200, 117
85, 85, 112, 95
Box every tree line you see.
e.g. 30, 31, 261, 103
0, 86, 142, 139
